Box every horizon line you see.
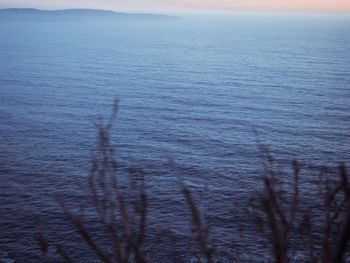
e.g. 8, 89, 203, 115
0, 6, 350, 16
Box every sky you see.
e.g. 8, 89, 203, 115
0, 0, 349, 13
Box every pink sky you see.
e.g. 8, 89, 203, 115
0, 0, 349, 12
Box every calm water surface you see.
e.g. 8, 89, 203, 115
0, 14, 350, 262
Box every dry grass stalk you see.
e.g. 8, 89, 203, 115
181, 183, 214, 263
259, 160, 300, 263
41, 99, 150, 263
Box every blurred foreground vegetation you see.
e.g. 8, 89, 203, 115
38, 100, 350, 263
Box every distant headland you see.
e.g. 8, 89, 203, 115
0, 8, 180, 21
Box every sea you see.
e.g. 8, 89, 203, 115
0, 13, 349, 262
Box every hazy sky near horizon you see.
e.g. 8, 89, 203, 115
0, 0, 349, 12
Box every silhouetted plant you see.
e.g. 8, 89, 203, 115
255, 139, 350, 263
38, 101, 349, 263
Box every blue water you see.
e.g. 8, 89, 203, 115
0, 14, 350, 262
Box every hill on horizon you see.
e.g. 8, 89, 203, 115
0, 8, 179, 21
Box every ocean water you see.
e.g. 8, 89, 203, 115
0, 14, 350, 262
